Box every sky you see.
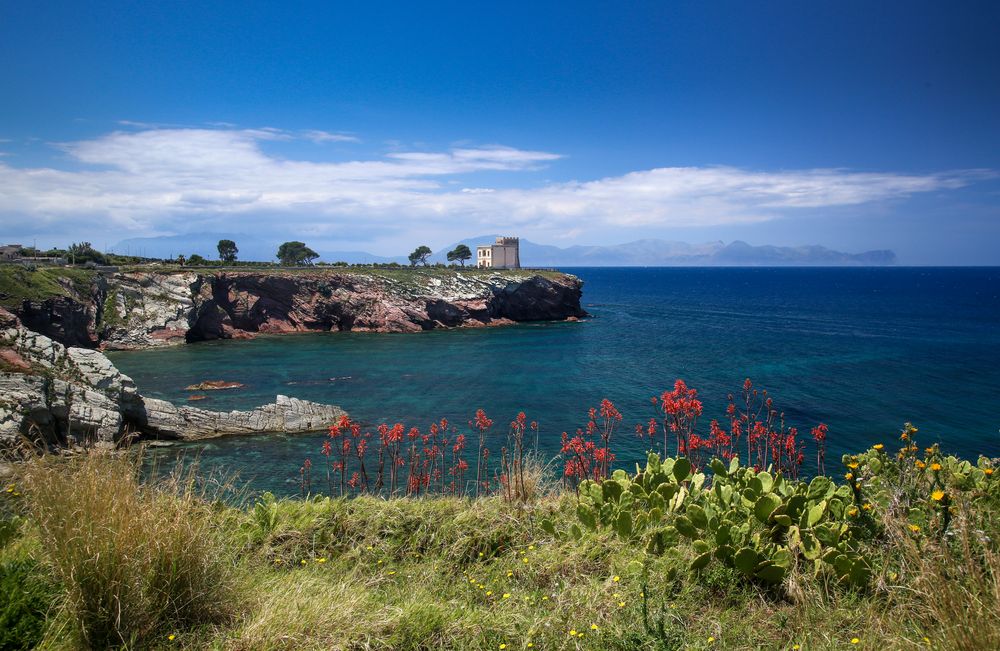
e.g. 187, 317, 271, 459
1, 1, 998, 264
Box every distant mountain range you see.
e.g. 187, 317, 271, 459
113, 233, 896, 267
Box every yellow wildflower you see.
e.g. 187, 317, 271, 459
528, 644, 534, 649
915, 460, 926, 470
930, 463, 942, 472
569, 629, 577, 636
528, 545, 535, 550
845, 472, 853, 480
851, 638, 860, 645
708, 636, 716, 643
388, 570, 397, 575
985, 468, 995, 476
618, 601, 626, 607
862, 503, 873, 511
503, 593, 510, 599
908, 524, 921, 533
931, 490, 945, 501
848, 507, 859, 517
300, 559, 307, 565
316, 557, 326, 563
793, 646, 801, 650
500, 645, 507, 650
612, 575, 621, 582
591, 624, 599, 630
168, 634, 176, 641
847, 461, 859, 469
873, 444, 884, 451
486, 591, 493, 596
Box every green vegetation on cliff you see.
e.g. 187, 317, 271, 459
0, 267, 96, 308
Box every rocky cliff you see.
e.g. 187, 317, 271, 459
0, 308, 346, 449
6, 267, 586, 350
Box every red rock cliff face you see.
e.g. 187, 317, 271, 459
13, 269, 587, 349
186, 270, 587, 342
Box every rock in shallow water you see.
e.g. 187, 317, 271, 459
0, 307, 346, 448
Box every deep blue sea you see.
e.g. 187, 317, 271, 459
109, 267, 1000, 496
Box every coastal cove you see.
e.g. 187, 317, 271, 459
110, 266, 1000, 496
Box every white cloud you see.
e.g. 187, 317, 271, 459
0, 127, 988, 246
302, 129, 360, 143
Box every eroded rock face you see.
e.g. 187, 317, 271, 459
11, 269, 586, 350
0, 307, 346, 448
17, 296, 99, 348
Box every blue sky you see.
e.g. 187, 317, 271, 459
1, 1, 998, 263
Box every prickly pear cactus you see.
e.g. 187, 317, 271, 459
556, 453, 874, 587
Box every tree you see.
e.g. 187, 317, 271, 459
276, 241, 319, 266
446, 244, 472, 266
67, 242, 108, 265
408, 245, 432, 267
217, 239, 238, 263
188, 253, 206, 265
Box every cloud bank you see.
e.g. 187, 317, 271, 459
0, 127, 986, 246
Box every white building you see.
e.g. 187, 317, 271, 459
476, 237, 520, 269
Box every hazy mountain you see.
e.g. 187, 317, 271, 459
433, 236, 896, 267
114, 233, 895, 266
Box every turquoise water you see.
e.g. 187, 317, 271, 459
110, 267, 1000, 495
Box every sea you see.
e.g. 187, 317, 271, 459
108, 267, 1000, 496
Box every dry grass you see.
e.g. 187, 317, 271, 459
903, 509, 1000, 650
17, 451, 242, 649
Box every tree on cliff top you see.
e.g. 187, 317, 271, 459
408, 245, 432, 267
277, 241, 319, 266
217, 239, 238, 263
446, 244, 472, 266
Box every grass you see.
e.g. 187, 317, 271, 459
0, 267, 96, 308
11, 453, 241, 649
2, 451, 997, 650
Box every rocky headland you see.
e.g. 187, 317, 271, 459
4, 267, 586, 350
0, 266, 585, 448
0, 306, 345, 448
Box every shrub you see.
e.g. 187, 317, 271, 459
18, 451, 242, 649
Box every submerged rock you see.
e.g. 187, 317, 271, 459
184, 380, 246, 391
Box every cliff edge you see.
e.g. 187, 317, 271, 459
2, 267, 587, 350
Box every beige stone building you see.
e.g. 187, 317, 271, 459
476, 237, 520, 269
